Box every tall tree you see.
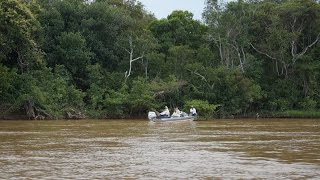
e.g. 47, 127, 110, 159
249, 0, 320, 77
0, 0, 41, 72
149, 10, 207, 53
204, 0, 256, 72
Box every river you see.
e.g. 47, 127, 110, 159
0, 119, 319, 179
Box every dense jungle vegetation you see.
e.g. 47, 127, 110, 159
0, 0, 319, 119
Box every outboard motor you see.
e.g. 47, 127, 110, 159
148, 111, 157, 120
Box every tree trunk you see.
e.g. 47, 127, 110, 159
24, 100, 35, 120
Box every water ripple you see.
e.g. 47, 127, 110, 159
0, 119, 319, 179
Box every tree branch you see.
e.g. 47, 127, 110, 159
292, 32, 320, 63
291, 40, 296, 58
230, 41, 244, 72
186, 69, 208, 83
249, 43, 277, 60
132, 56, 143, 62
124, 36, 144, 82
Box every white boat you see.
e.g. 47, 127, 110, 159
148, 111, 196, 122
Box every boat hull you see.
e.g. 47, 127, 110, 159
150, 116, 195, 122
148, 111, 196, 122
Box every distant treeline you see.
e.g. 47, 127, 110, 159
0, 0, 319, 119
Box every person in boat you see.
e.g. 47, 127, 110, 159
189, 106, 197, 116
159, 106, 170, 117
171, 107, 181, 117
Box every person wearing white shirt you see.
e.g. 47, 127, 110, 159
190, 106, 197, 116
171, 107, 181, 117
160, 106, 170, 117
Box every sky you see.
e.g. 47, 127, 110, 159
138, 0, 206, 21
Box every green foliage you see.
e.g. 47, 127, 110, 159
17, 68, 85, 118
167, 45, 194, 79
0, 65, 18, 103
195, 45, 216, 67
144, 52, 168, 78
82, 1, 129, 69
298, 97, 317, 110
0, 0, 42, 70
148, 75, 186, 107
127, 77, 158, 115
1, 0, 320, 119
265, 78, 300, 111
186, 65, 263, 115
275, 110, 320, 118
54, 32, 92, 88
184, 99, 219, 119
104, 85, 129, 118
56, 32, 92, 68
149, 10, 207, 53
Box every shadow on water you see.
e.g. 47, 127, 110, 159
0, 119, 319, 179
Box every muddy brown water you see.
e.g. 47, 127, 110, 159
0, 119, 319, 179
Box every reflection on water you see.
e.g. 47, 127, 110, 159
0, 119, 319, 179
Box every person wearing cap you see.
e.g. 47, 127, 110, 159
160, 106, 170, 117
190, 106, 197, 116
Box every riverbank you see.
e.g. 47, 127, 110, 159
273, 110, 320, 118
1, 110, 320, 120
231, 110, 320, 119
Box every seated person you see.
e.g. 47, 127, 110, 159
159, 106, 170, 117
190, 106, 197, 116
171, 107, 181, 117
